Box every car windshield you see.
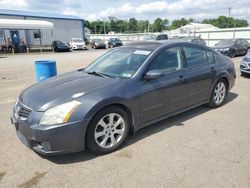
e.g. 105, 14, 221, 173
94, 39, 104, 43
111, 38, 120, 42
57, 41, 66, 45
143, 35, 157, 40
72, 39, 83, 42
216, 39, 236, 46
84, 48, 151, 78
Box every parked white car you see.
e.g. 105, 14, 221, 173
69, 38, 86, 50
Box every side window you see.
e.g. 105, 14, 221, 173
148, 47, 183, 73
156, 35, 161, 40
206, 50, 214, 64
162, 35, 168, 40
156, 35, 165, 40
236, 40, 241, 45
183, 46, 208, 67
241, 39, 248, 45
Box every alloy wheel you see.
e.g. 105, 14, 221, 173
94, 113, 125, 149
213, 82, 226, 105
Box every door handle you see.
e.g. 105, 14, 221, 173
210, 67, 216, 72
178, 75, 185, 82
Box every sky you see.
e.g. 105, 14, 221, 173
0, 0, 250, 23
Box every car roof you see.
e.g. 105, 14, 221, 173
122, 40, 200, 50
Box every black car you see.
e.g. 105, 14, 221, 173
52, 40, 70, 52
213, 38, 249, 58
177, 36, 206, 46
107, 38, 123, 48
91, 39, 106, 49
143, 34, 168, 41
11, 41, 236, 155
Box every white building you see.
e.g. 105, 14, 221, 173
168, 23, 219, 37
0, 9, 85, 49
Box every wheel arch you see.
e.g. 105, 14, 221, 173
83, 101, 136, 147
209, 73, 230, 98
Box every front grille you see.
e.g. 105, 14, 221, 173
15, 101, 32, 119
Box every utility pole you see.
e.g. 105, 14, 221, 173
227, 7, 232, 28
228, 7, 231, 17
148, 21, 150, 33
103, 19, 106, 34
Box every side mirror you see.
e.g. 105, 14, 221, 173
144, 70, 163, 80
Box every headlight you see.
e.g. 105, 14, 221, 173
222, 48, 229, 52
39, 100, 81, 125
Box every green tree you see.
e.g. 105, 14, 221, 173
202, 16, 248, 28
152, 18, 169, 32
116, 19, 128, 33
108, 16, 117, 32
138, 20, 149, 33
89, 20, 105, 34
171, 18, 189, 29
128, 17, 138, 33
84, 20, 90, 28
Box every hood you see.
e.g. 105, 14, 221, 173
213, 45, 232, 49
96, 42, 105, 45
59, 44, 69, 48
19, 71, 119, 111
72, 42, 85, 45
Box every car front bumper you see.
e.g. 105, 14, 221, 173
11, 104, 87, 155
240, 61, 250, 74
214, 49, 231, 56
72, 45, 86, 50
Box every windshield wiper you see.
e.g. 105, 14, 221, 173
85, 71, 111, 78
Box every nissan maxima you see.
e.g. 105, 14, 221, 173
11, 41, 236, 155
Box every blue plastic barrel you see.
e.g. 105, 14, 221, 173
34, 60, 57, 82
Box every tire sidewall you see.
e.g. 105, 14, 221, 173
86, 106, 129, 154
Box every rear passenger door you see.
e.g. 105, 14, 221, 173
183, 45, 217, 106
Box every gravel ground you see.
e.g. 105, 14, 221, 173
0, 50, 250, 188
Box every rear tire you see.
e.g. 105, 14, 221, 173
86, 106, 129, 155
208, 79, 228, 108
229, 50, 235, 58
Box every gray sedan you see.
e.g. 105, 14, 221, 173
11, 41, 236, 155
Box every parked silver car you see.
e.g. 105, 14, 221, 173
240, 52, 250, 75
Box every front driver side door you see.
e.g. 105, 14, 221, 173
139, 46, 188, 124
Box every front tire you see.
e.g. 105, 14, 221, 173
86, 106, 129, 155
208, 79, 228, 108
